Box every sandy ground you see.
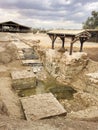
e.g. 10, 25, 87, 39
17, 32, 98, 61
0, 77, 23, 118
0, 32, 98, 130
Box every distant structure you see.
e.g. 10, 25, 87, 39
47, 30, 91, 55
0, 21, 31, 33
86, 29, 98, 43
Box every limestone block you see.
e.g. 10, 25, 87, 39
44, 49, 89, 84
21, 93, 66, 121
11, 70, 36, 90
85, 72, 98, 96
22, 60, 43, 66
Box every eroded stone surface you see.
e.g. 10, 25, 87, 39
67, 106, 98, 121
11, 69, 36, 90
85, 72, 98, 96
22, 60, 43, 66
21, 93, 66, 121
0, 77, 23, 118
42, 49, 88, 87
60, 91, 98, 114
11, 69, 35, 80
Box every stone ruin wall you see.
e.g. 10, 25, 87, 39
38, 49, 98, 97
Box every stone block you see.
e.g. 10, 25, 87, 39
11, 70, 36, 90
22, 60, 43, 66
21, 93, 66, 120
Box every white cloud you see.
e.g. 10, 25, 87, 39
84, 2, 98, 11
60, 0, 72, 5
55, 0, 73, 5
26, 18, 82, 29
0, 9, 20, 22
74, 12, 84, 17
0, 0, 97, 29
75, 2, 82, 8
6, 0, 17, 4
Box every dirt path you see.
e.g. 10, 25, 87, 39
0, 115, 98, 130
0, 77, 23, 118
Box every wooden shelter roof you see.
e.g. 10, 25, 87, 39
47, 29, 91, 55
86, 29, 98, 32
0, 21, 31, 29
47, 29, 88, 37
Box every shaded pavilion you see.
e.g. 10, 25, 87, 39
47, 30, 91, 55
0, 21, 31, 33
86, 29, 98, 43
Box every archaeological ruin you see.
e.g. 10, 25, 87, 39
0, 29, 98, 130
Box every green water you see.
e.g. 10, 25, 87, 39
18, 78, 76, 100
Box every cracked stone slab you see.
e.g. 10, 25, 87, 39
21, 93, 66, 121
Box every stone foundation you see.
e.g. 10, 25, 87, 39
85, 72, 98, 96
11, 70, 36, 90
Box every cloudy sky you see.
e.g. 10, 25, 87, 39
0, 0, 98, 29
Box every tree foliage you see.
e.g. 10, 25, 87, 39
83, 11, 98, 29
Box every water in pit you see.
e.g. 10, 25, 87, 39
18, 80, 77, 100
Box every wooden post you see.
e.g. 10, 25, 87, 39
59, 35, 65, 49
80, 42, 83, 52
2, 24, 3, 32
52, 39, 55, 49
49, 34, 57, 49
61, 37, 65, 48
59, 35, 65, 52
70, 43, 73, 55
69, 37, 74, 55
79, 37, 84, 52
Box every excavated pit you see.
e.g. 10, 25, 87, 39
18, 77, 77, 101
17, 48, 77, 101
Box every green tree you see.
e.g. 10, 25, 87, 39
83, 11, 98, 29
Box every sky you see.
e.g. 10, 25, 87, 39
0, 0, 98, 29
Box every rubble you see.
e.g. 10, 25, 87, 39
60, 91, 98, 113
85, 72, 98, 96
67, 106, 98, 121
73, 91, 98, 107
0, 115, 60, 130
0, 97, 8, 115
0, 32, 98, 129
0, 77, 23, 118
0, 42, 18, 64
12, 40, 31, 49
42, 49, 88, 87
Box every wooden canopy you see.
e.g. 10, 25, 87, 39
86, 29, 98, 43
0, 21, 31, 33
47, 30, 91, 55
